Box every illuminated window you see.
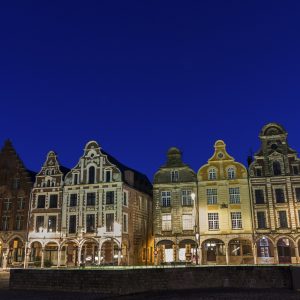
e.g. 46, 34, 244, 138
36, 216, 44, 232
162, 214, 172, 231
182, 214, 193, 230
48, 216, 57, 232
231, 212, 242, 229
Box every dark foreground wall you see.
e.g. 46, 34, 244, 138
9, 266, 299, 295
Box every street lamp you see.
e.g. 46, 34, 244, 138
191, 192, 200, 265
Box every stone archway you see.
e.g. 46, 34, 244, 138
202, 239, 226, 265
7, 237, 25, 267
156, 240, 174, 264
81, 239, 99, 266
228, 239, 254, 264
101, 239, 119, 266
30, 241, 43, 267
60, 240, 79, 267
277, 238, 295, 264
256, 237, 274, 264
178, 239, 196, 264
44, 242, 59, 267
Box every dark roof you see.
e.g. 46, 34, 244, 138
102, 150, 152, 196
59, 166, 71, 177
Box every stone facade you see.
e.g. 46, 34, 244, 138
153, 148, 197, 264
249, 123, 300, 264
25, 141, 153, 268
0, 140, 35, 269
198, 140, 253, 265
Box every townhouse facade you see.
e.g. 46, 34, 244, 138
198, 140, 253, 265
249, 123, 300, 264
25, 141, 153, 268
0, 140, 35, 269
153, 147, 197, 264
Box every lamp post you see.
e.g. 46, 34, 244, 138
191, 192, 200, 265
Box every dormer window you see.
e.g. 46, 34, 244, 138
171, 170, 179, 182
73, 173, 79, 185
292, 165, 299, 175
273, 161, 281, 176
208, 168, 217, 180
227, 167, 235, 180
256, 168, 262, 177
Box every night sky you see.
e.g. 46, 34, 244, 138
0, 1, 300, 180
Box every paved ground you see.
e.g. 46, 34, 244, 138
0, 289, 299, 300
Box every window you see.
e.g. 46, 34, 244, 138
293, 165, 299, 175
208, 168, 217, 180
36, 216, 44, 232
13, 178, 20, 190
207, 189, 217, 204
295, 188, 300, 202
229, 187, 240, 204
161, 191, 171, 207
278, 211, 288, 228
256, 168, 262, 177
139, 196, 142, 210
17, 197, 25, 210
37, 195, 46, 208
257, 212, 266, 229
86, 214, 95, 233
105, 169, 112, 182
87, 192, 96, 206
15, 215, 23, 230
182, 190, 192, 206
231, 212, 242, 229
123, 191, 128, 206
49, 194, 58, 208
162, 214, 172, 231
69, 215, 76, 234
69, 194, 77, 207
227, 167, 235, 179
123, 213, 128, 233
3, 198, 11, 211
106, 191, 114, 205
275, 188, 285, 203
88, 166, 95, 184
171, 170, 179, 182
259, 238, 270, 257
298, 210, 300, 226
48, 216, 57, 232
208, 213, 219, 230
106, 213, 114, 232
273, 161, 281, 176
255, 189, 265, 204
2, 216, 9, 231
182, 214, 193, 230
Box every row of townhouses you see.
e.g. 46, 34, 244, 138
0, 123, 300, 268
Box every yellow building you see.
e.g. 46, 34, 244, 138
197, 140, 254, 265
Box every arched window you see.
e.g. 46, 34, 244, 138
273, 161, 281, 176
227, 167, 235, 179
208, 168, 217, 180
47, 180, 51, 187
88, 166, 95, 184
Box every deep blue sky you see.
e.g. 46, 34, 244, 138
0, 1, 300, 180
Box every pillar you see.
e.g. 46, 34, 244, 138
41, 247, 45, 268
225, 245, 229, 265
295, 246, 300, 264
77, 247, 82, 266
2, 247, 8, 270
253, 243, 257, 264
97, 248, 101, 266
118, 248, 121, 266
199, 245, 202, 265
274, 246, 279, 264
24, 247, 31, 269
57, 249, 62, 268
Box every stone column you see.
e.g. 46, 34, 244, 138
274, 246, 279, 264
97, 248, 101, 266
24, 247, 31, 269
77, 247, 82, 266
295, 246, 300, 264
253, 243, 257, 264
2, 247, 8, 270
41, 247, 45, 268
118, 248, 121, 266
225, 245, 229, 265
57, 249, 62, 268
199, 245, 202, 265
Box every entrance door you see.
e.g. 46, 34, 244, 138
207, 247, 216, 262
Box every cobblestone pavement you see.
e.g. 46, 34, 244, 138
0, 289, 299, 300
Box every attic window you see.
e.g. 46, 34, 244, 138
171, 170, 179, 182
